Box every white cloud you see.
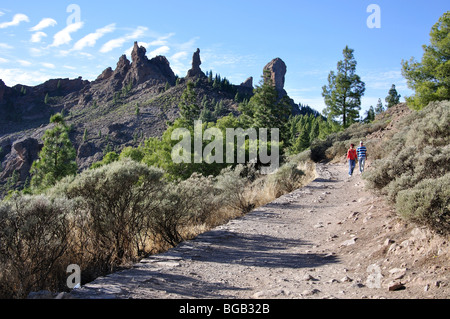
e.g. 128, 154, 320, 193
100, 26, 148, 53
0, 13, 29, 29
0, 43, 13, 49
0, 67, 52, 86
17, 59, 32, 66
50, 22, 84, 47
73, 23, 115, 51
29, 18, 57, 31
171, 51, 188, 60
30, 31, 47, 43
41, 62, 55, 69
149, 45, 170, 58
0, 57, 9, 63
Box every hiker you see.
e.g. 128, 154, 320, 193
347, 143, 357, 177
357, 141, 367, 173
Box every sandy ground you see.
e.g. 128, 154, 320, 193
70, 163, 449, 300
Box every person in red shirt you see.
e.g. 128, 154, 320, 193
347, 144, 357, 176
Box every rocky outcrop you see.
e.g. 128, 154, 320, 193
96, 67, 113, 82
0, 79, 6, 103
123, 42, 176, 86
186, 48, 205, 78
0, 137, 42, 182
263, 58, 300, 115
240, 77, 253, 89
263, 58, 287, 93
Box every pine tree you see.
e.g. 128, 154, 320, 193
322, 46, 366, 127
375, 98, 385, 114
30, 113, 77, 191
401, 12, 450, 109
179, 81, 200, 124
385, 84, 401, 108
309, 119, 320, 142
364, 106, 375, 123
247, 71, 292, 130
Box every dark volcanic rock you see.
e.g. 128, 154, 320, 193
0, 79, 6, 103
96, 67, 113, 82
240, 77, 253, 89
187, 48, 206, 78
124, 42, 176, 86
0, 137, 42, 182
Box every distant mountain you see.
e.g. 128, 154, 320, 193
0, 41, 312, 190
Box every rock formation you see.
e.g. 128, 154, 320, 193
263, 58, 300, 115
186, 48, 205, 78
263, 58, 287, 94
124, 42, 176, 86
0, 137, 42, 182
0, 79, 6, 103
240, 77, 253, 89
96, 67, 113, 82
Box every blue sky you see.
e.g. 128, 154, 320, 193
0, 1, 448, 115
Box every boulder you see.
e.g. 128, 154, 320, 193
0, 137, 42, 183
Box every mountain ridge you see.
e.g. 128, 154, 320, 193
0, 42, 305, 190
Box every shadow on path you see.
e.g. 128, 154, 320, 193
189, 230, 339, 270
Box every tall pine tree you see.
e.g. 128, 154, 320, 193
401, 11, 450, 109
385, 84, 401, 108
30, 113, 77, 191
322, 46, 366, 128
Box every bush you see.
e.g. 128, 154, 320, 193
396, 173, 450, 235
0, 194, 73, 298
64, 159, 164, 266
149, 173, 219, 247
364, 101, 450, 197
215, 165, 256, 215
363, 100, 450, 234
267, 162, 305, 197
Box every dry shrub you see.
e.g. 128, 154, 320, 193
150, 173, 219, 247
63, 159, 164, 267
0, 194, 73, 298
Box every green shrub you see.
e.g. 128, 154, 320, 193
396, 173, 450, 235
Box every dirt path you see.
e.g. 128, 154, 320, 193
71, 163, 449, 299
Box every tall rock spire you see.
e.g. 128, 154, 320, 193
186, 48, 205, 78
